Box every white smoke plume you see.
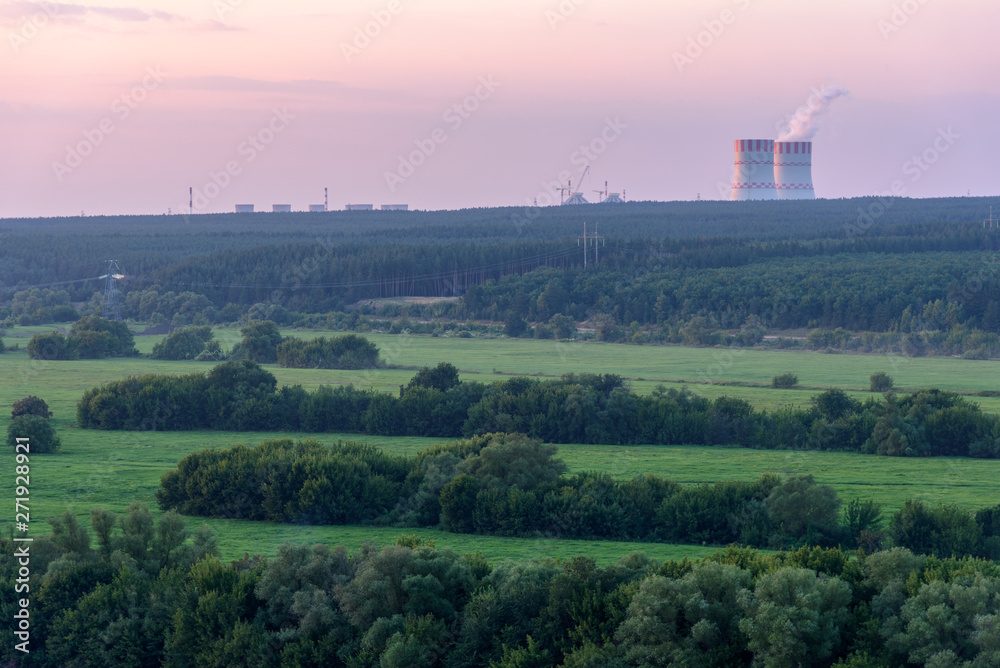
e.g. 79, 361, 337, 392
777, 84, 849, 142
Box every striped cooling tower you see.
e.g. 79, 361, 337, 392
774, 141, 815, 199
730, 139, 777, 201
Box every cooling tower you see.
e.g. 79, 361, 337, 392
729, 139, 777, 201
774, 141, 815, 199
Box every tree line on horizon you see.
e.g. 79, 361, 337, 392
2, 199, 999, 359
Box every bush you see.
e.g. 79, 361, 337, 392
12, 396, 53, 419
772, 372, 799, 388
27, 332, 79, 360
151, 326, 214, 360
870, 372, 894, 392
7, 415, 61, 453
70, 316, 137, 358
276, 334, 380, 369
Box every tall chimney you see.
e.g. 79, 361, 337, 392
729, 139, 777, 201
774, 141, 815, 199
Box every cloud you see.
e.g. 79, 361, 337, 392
0, 2, 239, 31
171, 77, 359, 95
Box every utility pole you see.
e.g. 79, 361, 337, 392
984, 206, 998, 229
577, 222, 605, 268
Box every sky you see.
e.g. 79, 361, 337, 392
0, 0, 997, 217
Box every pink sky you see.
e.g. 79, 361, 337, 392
1, 0, 998, 217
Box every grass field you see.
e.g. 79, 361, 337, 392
4, 324, 1000, 415
2, 325, 999, 564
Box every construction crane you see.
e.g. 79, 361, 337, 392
556, 181, 571, 205
593, 180, 609, 203
564, 166, 591, 205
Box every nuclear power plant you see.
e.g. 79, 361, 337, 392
730, 139, 815, 201
774, 141, 815, 199
730, 139, 778, 201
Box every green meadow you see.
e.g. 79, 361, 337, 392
2, 325, 999, 563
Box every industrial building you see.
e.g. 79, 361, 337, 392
381, 204, 409, 211
308, 205, 326, 212
346, 204, 374, 211
272, 204, 292, 213
235, 204, 255, 213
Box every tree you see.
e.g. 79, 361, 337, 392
151, 326, 214, 360
843, 498, 884, 549
338, 543, 477, 634
70, 315, 138, 358
7, 414, 61, 453
813, 389, 859, 422
738, 567, 852, 668
406, 362, 460, 393
764, 475, 842, 545
882, 575, 1000, 666
887, 499, 984, 558
772, 372, 799, 388
870, 372, 894, 392
549, 314, 577, 340
27, 331, 79, 360
617, 562, 752, 667
12, 395, 53, 419
232, 320, 284, 363
456, 434, 567, 491
276, 333, 381, 369
440, 475, 480, 533
205, 360, 279, 430
504, 313, 529, 338
536, 279, 569, 321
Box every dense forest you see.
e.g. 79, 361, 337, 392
4, 501, 1000, 666
2, 199, 999, 356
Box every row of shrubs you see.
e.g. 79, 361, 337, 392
25, 318, 383, 371
78, 359, 1000, 458
157, 433, 1000, 560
